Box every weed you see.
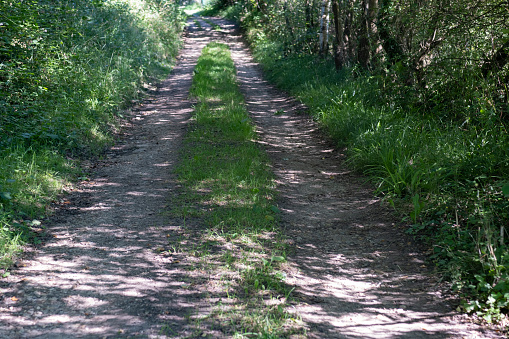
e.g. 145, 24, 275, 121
159, 323, 177, 336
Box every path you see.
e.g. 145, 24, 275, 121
0, 16, 503, 338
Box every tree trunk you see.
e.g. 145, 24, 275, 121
257, 0, 266, 14
343, 0, 354, 65
310, 0, 317, 29
357, 0, 370, 67
377, 0, 404, 66
332, 0, 344, 70
319, 0, 330, 56
368, 0, 383, 58
482, 39, 509, 78
283, 1, 294, 54
368, 0, 378, 33
305, 0, 312, 29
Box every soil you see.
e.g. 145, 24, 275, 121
0, 17, 506, 338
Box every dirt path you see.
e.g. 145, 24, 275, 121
0, 17, 503, 338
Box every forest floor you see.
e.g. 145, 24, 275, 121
0, 17, 505, 338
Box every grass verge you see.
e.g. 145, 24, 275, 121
243, 33, 509, 323
171, 41, 304, 337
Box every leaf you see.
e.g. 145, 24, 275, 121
487, 295, 497, 305
43, 133, 60, 140
464, 303, 475, 312
271, 256, 285, 262
0, 192, 12, 200
502, 184, 509, 197
270, 205, 280, 213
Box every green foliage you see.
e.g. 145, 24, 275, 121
0, 0, 184, 270
209, 0, 509, 124
241, 256, 290, 296
0, 0, 184, 152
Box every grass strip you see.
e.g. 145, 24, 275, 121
172, 42, 304, 337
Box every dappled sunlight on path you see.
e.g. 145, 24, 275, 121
0, 14, 502, 339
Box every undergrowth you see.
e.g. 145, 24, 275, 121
173, 42, 303, 337
0, 0, 184, 271
202, 4, 509, 324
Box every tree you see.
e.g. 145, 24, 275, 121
231, 0, 508, 118
331, 0, 344, 69
319, 0, 330, 56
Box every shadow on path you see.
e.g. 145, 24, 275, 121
0, 15, 503, 339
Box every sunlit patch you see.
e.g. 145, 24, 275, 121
153, 162, 172, 167
64, 295, 108, 309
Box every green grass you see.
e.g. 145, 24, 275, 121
172, 42, 303, 337
181, 42, 276, 234
0, 0, 184, 271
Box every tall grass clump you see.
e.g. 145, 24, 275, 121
201, 7, 509, 322
0, 0, 184, 271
